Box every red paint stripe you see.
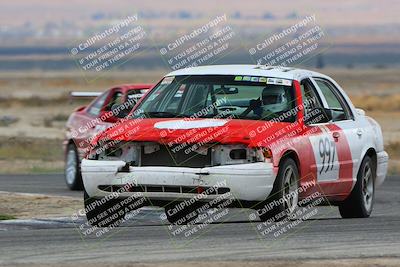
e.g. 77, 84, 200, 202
320, 124, 353, 199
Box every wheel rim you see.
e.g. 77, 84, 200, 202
362, 162, 374, 211
283, 166, 298, 215
65, 148, 77, 185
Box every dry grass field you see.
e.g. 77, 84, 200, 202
0, 68, 399, 174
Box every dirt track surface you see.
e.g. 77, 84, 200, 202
0, 191, 81, 219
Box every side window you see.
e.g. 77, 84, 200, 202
300, 79, 324, 114
105, 91, 123, 111
127, 89, 144, 102
87, 92, 108, 116
300, 79, 333, 125
314, 78, 351, 121
126, 90, 140, 106
126, 89, 145, 110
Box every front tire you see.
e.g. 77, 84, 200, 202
65, 143, 83, 190
256, 158, 299, 222
339, 155, 375, 218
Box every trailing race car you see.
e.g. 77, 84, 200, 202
81, 65, 388, 227
63, 83, 153, 190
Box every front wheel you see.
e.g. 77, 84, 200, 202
256, 158, 299, 222
65, 143, 83, 190
339, 155, 375, 218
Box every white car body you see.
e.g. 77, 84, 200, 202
82, 65, 388, 212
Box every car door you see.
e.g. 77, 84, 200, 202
300, 78, 339, 182
300, 77, 356, 197
312, 77, 363, 183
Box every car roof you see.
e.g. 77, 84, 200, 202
166, 65, 326, 81
113, 84, 154, 91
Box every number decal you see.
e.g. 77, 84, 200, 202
309, 131, 339, 182
318, 137, 336, 174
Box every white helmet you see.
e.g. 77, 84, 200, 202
261, 85, 289, 112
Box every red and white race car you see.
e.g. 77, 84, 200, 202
63, 83, 153, 190
81, 65, 388, 226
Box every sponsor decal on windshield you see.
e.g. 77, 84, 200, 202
161, 76, 175, 85
267, 78, 292, 86
234, 76, 270, 83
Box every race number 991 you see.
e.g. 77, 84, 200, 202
319, 137, 336, 174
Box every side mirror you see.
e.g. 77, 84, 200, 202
305, 107, 332, 124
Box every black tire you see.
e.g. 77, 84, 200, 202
84, 189, 144, 227
256, 158, 300, 222
164, 201, 200, 225
339, 155, 375, 218
64, 143, 83, 190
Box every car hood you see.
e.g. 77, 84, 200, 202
95, 118, 294, 148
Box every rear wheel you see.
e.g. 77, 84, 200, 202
256, 158, 299, 222
65, 143, 83, 190
339, 155, 375, 218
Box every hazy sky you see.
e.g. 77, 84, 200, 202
1, 0, 399, 27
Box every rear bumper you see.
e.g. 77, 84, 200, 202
81, 159, 276, 202
376, 151, 389, 186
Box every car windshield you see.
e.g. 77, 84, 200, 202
133, 75, 297, 122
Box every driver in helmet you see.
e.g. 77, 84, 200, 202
256, 85, 289, 118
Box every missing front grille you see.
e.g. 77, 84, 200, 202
140, 144, 211, 167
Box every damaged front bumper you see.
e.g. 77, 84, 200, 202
81, 159, 277, 202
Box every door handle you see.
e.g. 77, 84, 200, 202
332, 132, 340, 140
356, 129, 363, 137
